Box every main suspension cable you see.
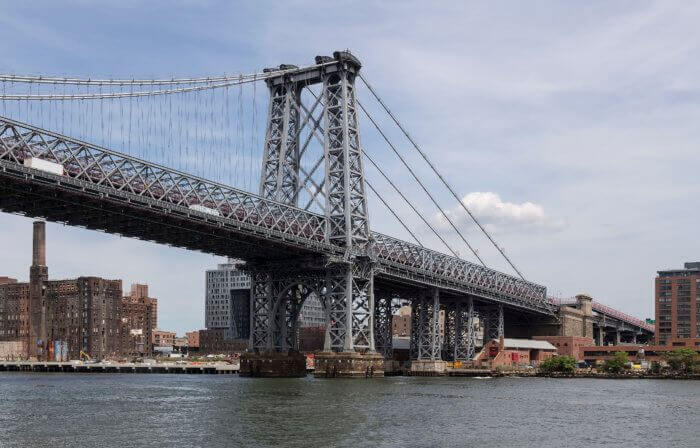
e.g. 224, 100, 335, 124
363, 150, 460, 257
306, 87, 460, 258
358, 73, 526, 280
0, 61, 337, 86
0, 77, 260, 101
366, 179, 424, 247
357, 99, 486, 266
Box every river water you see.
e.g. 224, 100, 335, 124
0, 373, 697, 448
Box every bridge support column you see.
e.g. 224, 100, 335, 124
454, 297, 476, 362
374, 294, 393, 360
242, 261, 325, 378
481, 304, 504, 345
410, 288, 445, 375
314, 262, 384, 378
614, 329, 621, 346
596, 325, 604, 346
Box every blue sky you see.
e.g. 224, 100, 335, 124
1, 1, 699, 333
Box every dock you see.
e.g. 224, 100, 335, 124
0, 361, 239, 374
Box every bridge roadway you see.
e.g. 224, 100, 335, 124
555, 298, 654, 341
0, 115, 554, 316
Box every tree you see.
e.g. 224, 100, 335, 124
539, 355, 577, 374
663, 349, 698, 374
602, 351, 629, 373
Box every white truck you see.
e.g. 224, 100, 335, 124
23, 157, 64, 176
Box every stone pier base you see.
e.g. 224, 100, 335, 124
382, 359, 402, 376
239, 351, 307, 378
313, 351, 384, 378
410, 360, 447, 376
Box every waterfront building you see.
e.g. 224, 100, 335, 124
186, 330, 200, 351
152, 329, 176, 349
0, 222, 123, 360
392, 305, 411, 337
198, 328, 247, 355
655, 262, 700, 346
121, 284, 158, 357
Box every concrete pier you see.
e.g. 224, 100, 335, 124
314, 352, 384, 378
410, 360, 447, 376
239, 352, 307, 378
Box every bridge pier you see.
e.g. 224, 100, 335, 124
410, 288, 446, 375
480, 303, 504, 345
374, 293, 395, 372
442, 297, 476, 362
239, 351, 307, 378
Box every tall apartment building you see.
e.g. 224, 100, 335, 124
655, 262, 700, 346
0, 221, 127, 360
205, 259, 251, 340
121, 284, 158, 356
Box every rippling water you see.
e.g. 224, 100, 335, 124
0, 373, 698, 447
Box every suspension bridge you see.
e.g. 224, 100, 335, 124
1, 50, 642, 376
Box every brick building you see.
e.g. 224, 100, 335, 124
0, 222, 124, 360
392, 305, 411, 337
0, 221, 164, 361
655, 262, 700, 346
198, 328, 247, 355
186, 331, 200, 350
152, 329, 176, 348
121, 284, 158, 357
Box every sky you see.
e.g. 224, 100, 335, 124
1, 1, 699, 333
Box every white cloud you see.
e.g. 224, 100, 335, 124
435, 192, 565, 234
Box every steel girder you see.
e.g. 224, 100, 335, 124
410, 289, 441, 360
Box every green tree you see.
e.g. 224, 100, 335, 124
602, 351, 629, 373
663, 349, 698, 374
539, 355, 577, 374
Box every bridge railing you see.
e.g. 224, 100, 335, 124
590, 302, 654, 332
372, 232, 550, 308
0, 116, 327, 244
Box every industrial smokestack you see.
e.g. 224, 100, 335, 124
32, 221, 46, 267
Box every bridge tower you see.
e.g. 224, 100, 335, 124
242, 51, 382, 377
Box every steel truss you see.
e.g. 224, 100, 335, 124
0, 117, 329, 249
259, 82, 301, 204
0, 113, 554, 316
443, 297, 476, 361
373, 293, 393, 358
480, 303, 504, 343
410, 289, 441, 360
246, 257, 374, 353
